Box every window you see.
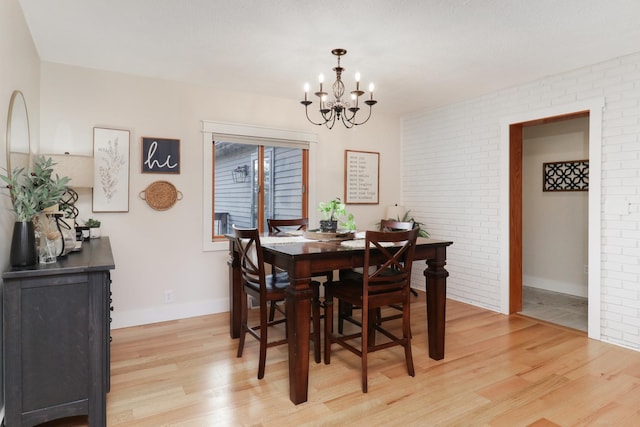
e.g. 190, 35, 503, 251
213, 142, 308, 234
202, 121, 317, 251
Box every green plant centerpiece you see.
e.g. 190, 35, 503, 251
1, 156, 70, 266
318, 197, 355, 232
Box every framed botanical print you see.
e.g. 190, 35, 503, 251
93, 127, 130, 212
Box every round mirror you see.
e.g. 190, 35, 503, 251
5, 90, 32, 179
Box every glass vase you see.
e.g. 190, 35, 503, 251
39, 234, 57, 264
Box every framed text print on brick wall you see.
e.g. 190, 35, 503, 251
344, 150, 379, 204
543, 159, 589, 192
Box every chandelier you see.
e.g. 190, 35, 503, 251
300, 48, 377, 129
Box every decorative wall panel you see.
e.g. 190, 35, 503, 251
543, 160, 588, 192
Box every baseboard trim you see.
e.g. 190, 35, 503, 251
111, 298, 229, 329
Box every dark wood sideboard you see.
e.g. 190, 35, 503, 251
2, 237, 115, 427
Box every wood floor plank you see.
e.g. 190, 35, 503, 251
37, 292, 640, 426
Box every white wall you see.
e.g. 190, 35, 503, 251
0, 0, 41, 420
38, 62, 401, 328
402, 52, 640, 351
522, 118, 589, 297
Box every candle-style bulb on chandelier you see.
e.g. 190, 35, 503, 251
301, 48, 377, 129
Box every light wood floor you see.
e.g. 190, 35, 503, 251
40, 291, 640, 427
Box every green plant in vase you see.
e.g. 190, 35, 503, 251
1, 156, 70, 222
1, 156, 70, 266
318, 197, 355, 232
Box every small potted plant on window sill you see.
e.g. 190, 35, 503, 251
85, 218, 102, 239
318, 197, 355, 232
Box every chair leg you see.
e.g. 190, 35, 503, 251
257, 299, 268, 380
268, 301, 277, 321
311, 282, 321, 364
362, 306, 369, 393
338, 300, 353, 333
367, 309, 377, 347
237, 289, 247, 358
324, 292, 333, 364
403, 294, 415, 377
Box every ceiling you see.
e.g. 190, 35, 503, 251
18, 0, 640, 117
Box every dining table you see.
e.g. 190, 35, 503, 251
227, 233, 453, 405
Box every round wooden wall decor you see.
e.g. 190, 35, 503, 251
139, 180, 183, 211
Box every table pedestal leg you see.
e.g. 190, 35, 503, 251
424, 246, 449, 360
286, 283, 313, 404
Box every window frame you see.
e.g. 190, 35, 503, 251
202, 121, 318, 251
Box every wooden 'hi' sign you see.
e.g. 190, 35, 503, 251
142, 137, 180, 174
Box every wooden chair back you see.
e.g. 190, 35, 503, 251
233, 226, 267, 295
363, 228, 419, 296
267, 218, 309, 233
379, 219, 415, 232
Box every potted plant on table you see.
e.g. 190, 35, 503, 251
1, 156, 70, 266
85, 218, 102, 239
318, 197, 355, 232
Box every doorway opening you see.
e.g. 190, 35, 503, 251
518, 116, 590, 331
503, 98, 603, 339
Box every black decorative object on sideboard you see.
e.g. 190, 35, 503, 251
2, 237, 115, 427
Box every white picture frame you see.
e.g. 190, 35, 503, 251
344, 149, 379, 204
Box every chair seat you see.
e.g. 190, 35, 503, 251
244, 271, 290, 294
342, 267, 405, 281
328, 286, 406, 315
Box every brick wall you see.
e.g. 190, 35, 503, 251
402, 51, 640, 350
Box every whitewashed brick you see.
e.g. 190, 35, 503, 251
402, 51, 640, 352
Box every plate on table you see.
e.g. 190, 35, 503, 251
303, 230, 356, 241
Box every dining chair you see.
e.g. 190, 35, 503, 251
233, 225, 321, 379
338, 219, 417, 333
267, 217, 309, 234
324, 228, 419, 392
267, 217, 334, 319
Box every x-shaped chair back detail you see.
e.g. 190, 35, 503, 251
363, 228, 419, 294
267, 218, 309, 233
233, 226, 267, 295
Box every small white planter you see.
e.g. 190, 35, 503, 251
89, 227, 101, 239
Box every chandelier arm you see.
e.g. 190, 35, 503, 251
302, 103, 328, 126
342, 106, 360, 125
325, 112, 338, 129
321, 107, 333, 119
340, 113, 356, 129
352, 105, 374, 126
